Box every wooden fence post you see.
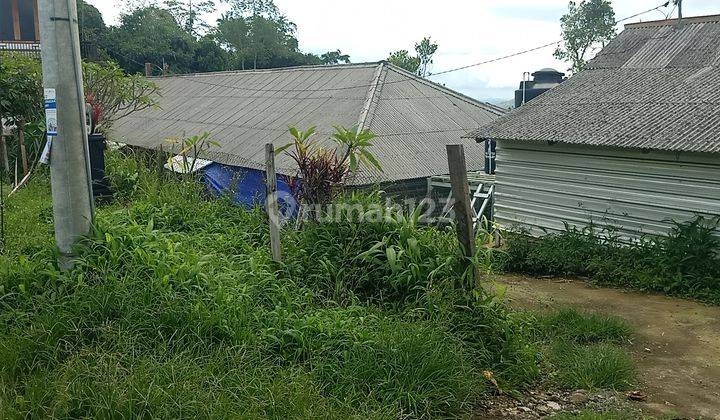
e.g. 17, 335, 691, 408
18, 119, 28, 176
446, 145, 478, 281
144, 62, 152, 77
265, 143, 282, 263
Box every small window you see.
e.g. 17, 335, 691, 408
0, 0, 14, 41
18, 0, 37, 41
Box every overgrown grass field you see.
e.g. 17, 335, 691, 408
0, 151, 634, 418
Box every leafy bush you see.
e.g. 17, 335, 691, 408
83, 60, 159, 133
278, 126, 382, 208
499, 219, 720, 303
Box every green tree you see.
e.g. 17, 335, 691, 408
215, 4, 313, 70
216, 13, 250, 59
387, 37, 438, 76
320, 50, 350, 65
387, 50, 420, 74
415, 37, 438, 77
193, 36, 231, 72
554, 0, 616, 73
0, 53, 43, 125
229, 0, 281, 19
163, 0, 215, 35
0, 53, 43, 174
107, 6, 196, 74
77, 0, 109, 60
83, 61, 159, 133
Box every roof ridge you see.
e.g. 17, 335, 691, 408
383, 63, 506, 116
624, 14, 720, 29
356, 62, 387, 132
149, 62, 383, 79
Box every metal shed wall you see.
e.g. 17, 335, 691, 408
495, 140, 720, 238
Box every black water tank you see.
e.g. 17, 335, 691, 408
514, 68, 565, 108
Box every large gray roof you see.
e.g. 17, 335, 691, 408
467, 15, 720, 154
112, 62, 504, 184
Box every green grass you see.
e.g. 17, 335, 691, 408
0, 174, 54, 257
551, 410, 644, 420
498, 222, 720, 304
536, 308, 632, 344
550, 342, 634, 390
0, 150, 638, 418
527, 308, 634, 390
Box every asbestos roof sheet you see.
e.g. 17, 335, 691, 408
111, 62, 504, 184
467, 15, 720, 154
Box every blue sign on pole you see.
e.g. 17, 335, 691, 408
44, 88, 57, 136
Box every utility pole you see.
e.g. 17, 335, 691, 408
37, 0, 95, 269
674, 0, 682, 21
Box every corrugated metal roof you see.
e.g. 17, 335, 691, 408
467, 15, 720, 154
112, 62, 503, 184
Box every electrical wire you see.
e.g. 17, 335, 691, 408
616, 1, 670, 23
427, 1, 672, 77
102, 0, 673, 93
665, 2, 678, 19
428, 41, 561, 77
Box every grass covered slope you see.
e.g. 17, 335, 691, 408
0, 152, 635, 418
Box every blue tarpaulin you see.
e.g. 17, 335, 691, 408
202, 163, 297, 216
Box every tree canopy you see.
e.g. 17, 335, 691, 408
80, 0, 350, 75
554, 0, 616, 73
321, 50, 351, 65
387, 50, 420, 74
387, 37, 438, 77
107, 6, 196, 74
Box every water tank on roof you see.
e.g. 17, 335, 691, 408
514, 68, 565, 108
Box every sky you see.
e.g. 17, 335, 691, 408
86, 0, 719, 102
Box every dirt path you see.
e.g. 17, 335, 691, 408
492, 274, 720, 419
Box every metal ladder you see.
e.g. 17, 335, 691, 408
439, 182, 495, 231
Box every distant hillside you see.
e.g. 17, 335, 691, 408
486, 98, 515, 110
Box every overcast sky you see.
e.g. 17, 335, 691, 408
86, 0, 719, 102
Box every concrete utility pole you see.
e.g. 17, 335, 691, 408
37, 0, 94, 269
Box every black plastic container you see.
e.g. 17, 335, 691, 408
87, 133, 113, 200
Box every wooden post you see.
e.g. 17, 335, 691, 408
265, 143, 282, 263
144, 62, 152, 77
446, 145, 477, 279
18, 119, 28, 176
162, 62, 169, 77
0, 118, 9, 175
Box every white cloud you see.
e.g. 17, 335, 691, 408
86, 0, 719, 101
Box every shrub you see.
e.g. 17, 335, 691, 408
499, 218, 720, 303
278, 126, 382, 208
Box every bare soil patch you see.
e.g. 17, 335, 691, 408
491, 274, 720, 419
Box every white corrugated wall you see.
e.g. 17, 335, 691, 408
495, 140, 720, 238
